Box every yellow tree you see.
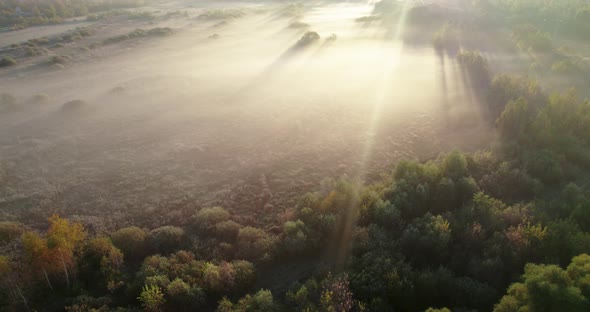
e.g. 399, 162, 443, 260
22, 215, 87, 289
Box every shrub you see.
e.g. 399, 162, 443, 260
296, 31, 320, 47
49, 55, 68, 64
198, 9, 245, 20
0, 56, 17, 67
147, 27, 173, 37
28, 93, 50, 105
103, 34, 129, 45
355, 15, 381, 23
61, 99, 87, 112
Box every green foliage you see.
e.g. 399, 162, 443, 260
78, 237, 124, 291
0, 221, 23, 243
194, 207, 230, 232
220, 289, 277, 312
487, 75, 546, 121
236, 227, 274, 262
138, 284, 165, 312
111, 226, 147, 261
494, 255, 590, 312
512, 24, 553, 53
148, 226, 185, 254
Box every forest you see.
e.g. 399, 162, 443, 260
1, 0, 590, 311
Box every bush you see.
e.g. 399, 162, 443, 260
198, 9, 245, 20
27, 94, 50, 105
296, 31, 320, 47
147, 27, 173, 37
0, 56, 17, 67
61, 99, 87, 112
355, 15, 381, 23
49, 55, 69, 64
103, 34, 130, 45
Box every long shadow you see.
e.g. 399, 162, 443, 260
436, 48, 451, 126
224, 39, 320, 103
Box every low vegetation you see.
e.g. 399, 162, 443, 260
198, 9, 245, 20
103, 27, 173, 45
295, 31, 320, 48
0, 56, 16, 67
0, 0, 145, 29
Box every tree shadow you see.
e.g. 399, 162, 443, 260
225, 37, 321, 102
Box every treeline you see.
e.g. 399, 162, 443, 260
0, 0, 146, 28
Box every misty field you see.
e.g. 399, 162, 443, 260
0, 1, 492, 229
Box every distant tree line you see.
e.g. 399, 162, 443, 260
0, 0, 146, 28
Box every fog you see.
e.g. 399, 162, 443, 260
0, 0, 493, 228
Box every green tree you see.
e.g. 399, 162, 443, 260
111, 226, 147, 261
494, 258, 590, 312
138, 284, 165, 312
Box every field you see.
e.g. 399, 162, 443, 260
0, 1, 493, 230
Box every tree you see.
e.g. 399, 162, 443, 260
236, 289, 277, 312
78, 237, 124, 291
0, 221, 23, 243
148, 226, 185, 254
236, 227, 274, 262
111, 226, 147, 261
497, 98, 532, 142
22, 215, 87, 289
494, 257, 590, 312
282, 220, 308, 254
194, 207, 231, 232
166, 278, 205, 311
138, 284, 165, 312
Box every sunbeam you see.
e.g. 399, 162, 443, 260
333, 0, 412, 269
